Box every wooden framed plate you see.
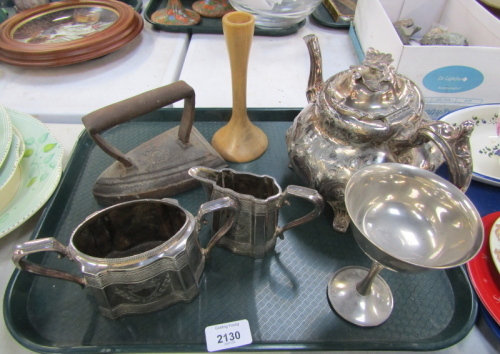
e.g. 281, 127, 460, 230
0, 0, 143, 67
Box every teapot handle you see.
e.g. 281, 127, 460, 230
416, 120, 474, 192
12, 238, 86, 287
196, 196, 239, 257
274, 185, 325, 239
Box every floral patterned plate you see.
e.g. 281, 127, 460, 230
0, 107, 63, 238
0, 106, 13, 168
0, 126, 23, 189
489, 217, 500, 274
440, 104, 500, 187
0, 126, 25, 211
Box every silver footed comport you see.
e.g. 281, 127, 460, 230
327, 163, 484, 327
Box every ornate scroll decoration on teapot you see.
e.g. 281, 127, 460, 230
319, 47, 423, 146
286, 34, 474, 233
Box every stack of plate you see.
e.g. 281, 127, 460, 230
0, 106, 63, 238
467, 212, 500, 339
440, 104, 500, 337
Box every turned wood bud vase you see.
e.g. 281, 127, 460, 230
211, 11, 268, 163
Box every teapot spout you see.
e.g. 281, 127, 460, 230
304, 34, 323, 103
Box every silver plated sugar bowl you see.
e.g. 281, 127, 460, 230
285, 34, 474, 233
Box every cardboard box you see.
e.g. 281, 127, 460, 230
352, 0, 500, 118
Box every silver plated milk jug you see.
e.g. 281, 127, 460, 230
189, 166, 324, 258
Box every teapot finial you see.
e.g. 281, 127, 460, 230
363, 48, 394, 71
304, 34, 323, 103
351, 48, 398, 92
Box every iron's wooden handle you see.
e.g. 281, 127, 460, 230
82, 81, 195, 167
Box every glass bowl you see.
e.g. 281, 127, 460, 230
229, 0, 322, 29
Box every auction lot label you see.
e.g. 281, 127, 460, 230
205, 319, 252, 352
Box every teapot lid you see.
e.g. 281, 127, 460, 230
322, 48, 423, 119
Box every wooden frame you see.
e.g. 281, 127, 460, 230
0, 0, 143, 67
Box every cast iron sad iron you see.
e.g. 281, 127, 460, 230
82, 81, 227, 205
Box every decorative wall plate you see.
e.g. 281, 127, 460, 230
0, 0, 143, 67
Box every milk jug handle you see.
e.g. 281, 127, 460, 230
275, 185, 325, 239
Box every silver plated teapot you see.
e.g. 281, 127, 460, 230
285, 34, 474, 233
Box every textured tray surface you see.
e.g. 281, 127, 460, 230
144, 0, 305, 36
4, 109, 478, 352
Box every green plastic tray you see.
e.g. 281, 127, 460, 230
144, 0, 305, 36
4, 108, 478, 352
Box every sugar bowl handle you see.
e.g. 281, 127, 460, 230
12, 237, 85, 287
274, 185, 325, 239
196, 196, 239, 257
